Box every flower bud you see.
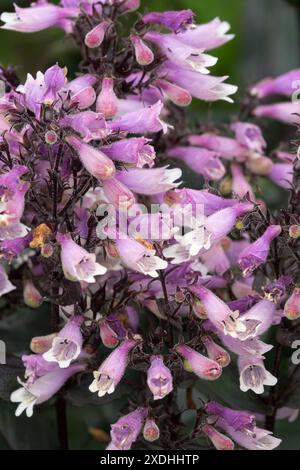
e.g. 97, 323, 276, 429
202, 423, 234, 450
147, 355, 173, 400
284, 287, 300, 320
45, 130, 58, 145
201, 335, 231, 367
99, 319, 119, 348
131, 35, 154, 66
85, 21, 110, 49
70, 86, 96, 110
155, 79, 192, 107
246, 156, 273, 175
143, 418, 160, 442
30, 333, 57, 354
96, 77, 118, 119
289, 225, 300, 239
41, 243, 54, 258
23, 280, 43, 308
175, 344, 222, 380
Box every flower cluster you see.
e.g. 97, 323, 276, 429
0, 0, 299, 451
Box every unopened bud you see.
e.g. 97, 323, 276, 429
41, 243, 54, 258
246, 156, 273, 175
289, 225, 300, 239
85, 21, 110, 49
155, 79, 192, 107
143, 418, 160, 442
202, 423, 234, 450
96, 77, 118, 119
45, 130, 58, 145
284, 287, 300, 320
131, 35, 154, 66
99, 320, 119, 348
23, 279, 43, 308
201, 335, 231, 367
219, 176, 232, 195
30, 333, 56, 354
71, 86, 96, 110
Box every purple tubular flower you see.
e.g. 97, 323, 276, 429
253, 102, 300, 125
188, 133, 247, 161
101, 138, 155, 168
238, 299, 277, 340
221, 333, 273, 358
0, 232, 32, 261
101, 177, 136, 209
167, 146, 225, 181
43, 316, 83, 368
57, 233, 107, 282
238, 355, 277, 394
175, 344, 222, 380
204, 401, 256, 433
251, 69, 300, 98
202, 423, 234, 450
89, 339, 136, 397
231, 164, 255, 199
190, 285, 247, 338
66, 135, 116, 180
115, 236, 167, 277
154, 79, 192, 107
142, 10, 194, 33
216, 418, 282, 450
231, 122, 266, 154
60, 111, 107, 142
0, 4, 79, 33
268, 163, 293, 189
99, 320, 119, 348
116, 167, 182, 195
108, 101, 171, 134
200, 243, 230, 276
96, 77, 119, 119
174, 17, 234, 50
108, 407, 148, 450
147, 355, 173, 400
160, 61, 237, 103
10, 363, 84, 417
22, 354, 58, 385
205, 202, 254, 243
238, 225, 282, 277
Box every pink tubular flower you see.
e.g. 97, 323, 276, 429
0, 264, 15, 297
108, 407, 148, 450
238, 225, 282, 277
102, 177, 136, 209
202, 423, 234, 450
268, 163, 293, 189
22, 354, 57, 385
205, 202, 253, 243
116, 167, 182, 195
10, 363, 84, 417
284, 288, 300, 320
143, 418, 160, 442
0, 4, 79, 33
96, 77, 119, 119
204, 401, 256, 433
60, 111, 107, 142
167, 146, 225, 180
23, 279, 42, 308
201, 335, 231, 367
238, 356, 277, 394
174, 17, 234, 50
130, 35, 154, 66
108, 101, 171, 134
102, 137, 155, 168
231, 164, 255, 199
142, 10, 194, 33
253, 102, 300, 125
84, 21, 110, 48
231, 122, 266, 154
175, 344, 222, 380
251, 69, 300, 98
115, 236, 168, 277
238, 299, 277, 340
147, 356, 173, 400
188, 133, 247, 161
43, 316, 83, 368
89, 339, 136, 397
190, 285, 247, 338
57, 233, 107, 282
66, 135, 116, 180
